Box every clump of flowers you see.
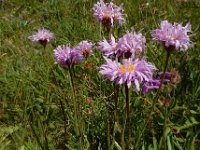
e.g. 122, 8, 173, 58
117, 31, 146, 58
100, 57, 156, 91
92, 0, 126, 28
98, 34, 120, 58
53, 44, 82, 67
29, 28, 54, 47
74, 41, 93, 58
152, 20, 193, 51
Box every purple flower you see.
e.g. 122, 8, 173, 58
92, 0, 126, 28
29, 28, 53, 46
99, 57, 120, 81
98, 34, 120, 58
152, 20, 193, 51
141, 70, 179, 94
157, 72, 172, 80
53, 44, 82, 67
142, 84, 159, 94
99, 57, 156, 91
117, 31, 146, 59
74, 41, 93, 57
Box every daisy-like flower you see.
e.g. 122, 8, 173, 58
53, 44, 82, 67
74, 41, 93, 57
117, 31, 146, 59
92, 0, 126, 28
29, 28, 54, 47
98, 34, 120, 58
152, 20, 193, 51
100, 57, 156, 91
99, 57, 120, 81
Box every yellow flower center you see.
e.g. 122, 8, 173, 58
119, 65, 125, 74
119, 63, 135, 74
127, 63, 135, 72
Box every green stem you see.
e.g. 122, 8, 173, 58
107, 120, 111, 150
121, 119, 126, 150
68, 65, 82, 149
125, 84, 131, 149
29, 121, 44, 150
158, 51, 171, 90
59, 99, 67, 138
135, 50, 171, 148
163, 107, 168, 150
114, 83, 119, 123
37, 112, 49, 150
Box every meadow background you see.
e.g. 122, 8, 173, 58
0, 0, 200, 149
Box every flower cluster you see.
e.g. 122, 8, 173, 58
29, 28, 53, 47
93, 0, 126, 28
100, 57, 156, 91
117, 31, 146, 58
99, 32, 146, 59
54, 41, 93, 67
152, 20, 193, 51
98, 34, 120, 58
53, 45, 82, 67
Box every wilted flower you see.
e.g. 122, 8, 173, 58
98, 34, 120, 58
170, 68, 181, 84
29, 28, 53, 47
92, 0, 126, 28
74, 41, 93, 57
100, 57, 156, 91
158, 98, 171, 107
152, 20, 193, 51
157, 69, 181, 84
117, 31, 146, 58
53, 44, 82, 67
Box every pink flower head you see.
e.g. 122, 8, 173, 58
100, 57, 156, 91
53, 44, 82, 67
92, 0, 126, 28
74, 41, 93, 57
152, 20, 193, 51
117, 31, 146, 59
99, 57, 120, 81
98, 34, 120, 58
29, 28, 53, 46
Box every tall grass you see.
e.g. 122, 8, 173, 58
0, 0, 200, 149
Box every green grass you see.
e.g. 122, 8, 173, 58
0, 0, 200, 149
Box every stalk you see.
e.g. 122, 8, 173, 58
68, 64, 82, 149
125, 84, 131, 149
158, 51, 171, 90
37, 112, 49, 150
29, 121, 44, 150
114, 83, 119, 123
59, 99, 67, 138
135, 50, 171, 148
163, 107, 168, 150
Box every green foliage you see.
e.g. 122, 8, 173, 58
0, 0, 200, 149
